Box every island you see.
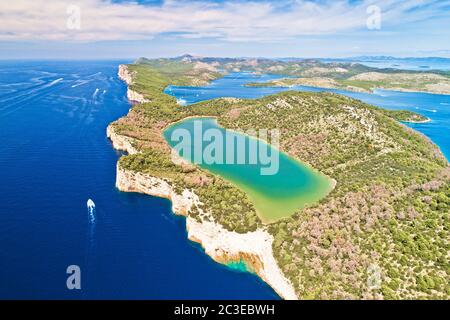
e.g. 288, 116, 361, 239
108, 56, 449, 300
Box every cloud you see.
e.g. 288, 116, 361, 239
0, 0, 449, 42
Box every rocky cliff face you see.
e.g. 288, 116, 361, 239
118, 64, 150, 103
185, 217, 298, 300
114, 164, 297, 300
118, 65, 133, 85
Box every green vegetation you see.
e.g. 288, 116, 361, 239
382, 110, 430, 123
237, 58, 450, 95
111, 57, 450, 299
226, 259, 254, 273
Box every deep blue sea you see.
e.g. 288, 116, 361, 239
166, 73, 450, 160
0, 61, 279, 299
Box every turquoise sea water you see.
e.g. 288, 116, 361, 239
163, 117, 333, 223
165, 73, 450, 160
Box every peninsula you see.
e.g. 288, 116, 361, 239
108, 56, 449, 300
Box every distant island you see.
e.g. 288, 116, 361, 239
108, 56, 449, 300
243, 63, 450, 95
136, 55, 450, 95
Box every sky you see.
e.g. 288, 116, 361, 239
0, 0, 449, 59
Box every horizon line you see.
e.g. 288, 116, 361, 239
2, 55, 450, 62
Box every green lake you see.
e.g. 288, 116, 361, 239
163, 117, 333, 223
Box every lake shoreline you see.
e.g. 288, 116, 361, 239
111, 61, 450, 299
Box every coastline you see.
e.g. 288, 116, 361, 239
372, 86, 450, 96
163, 115, 337, 224
118, 64, 150, 103
109, 64, 298, 300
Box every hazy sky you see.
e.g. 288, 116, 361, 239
1, 0, 449, 59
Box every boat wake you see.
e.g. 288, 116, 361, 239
71, 79, 92, 88
87, 199, 96, 224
